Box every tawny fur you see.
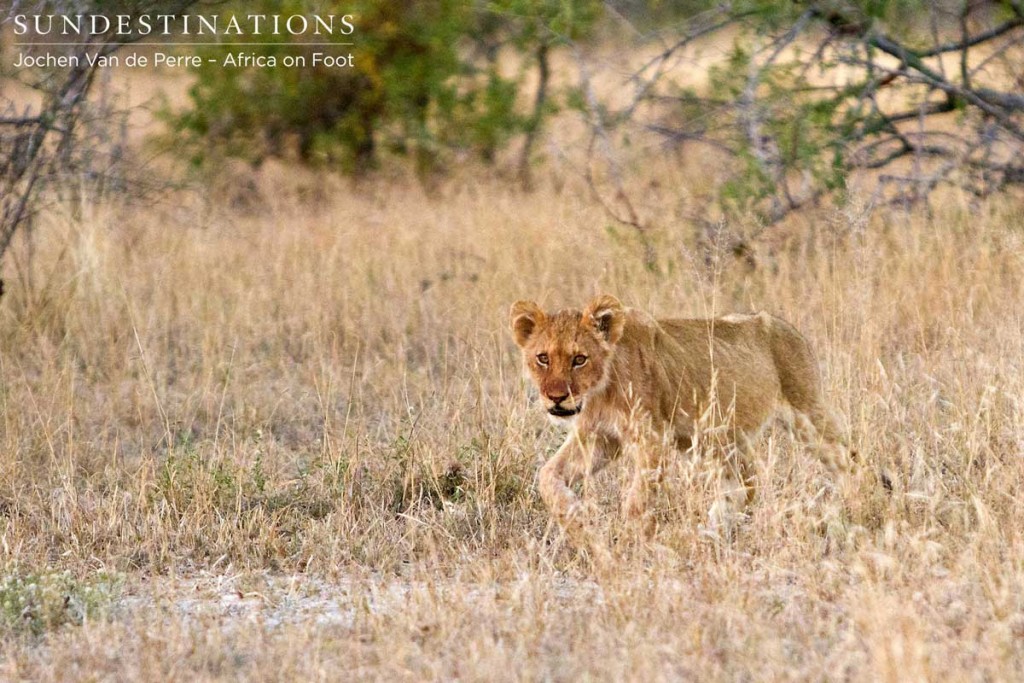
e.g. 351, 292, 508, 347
509, 295, 853, 560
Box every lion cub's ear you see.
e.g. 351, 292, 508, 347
583, 295, 625, 344
510, 301, 546, 347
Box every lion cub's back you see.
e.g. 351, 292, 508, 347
656, 313, 784, 428
656, 312, 775, 353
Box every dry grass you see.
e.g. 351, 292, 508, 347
2, 74, 1024, 679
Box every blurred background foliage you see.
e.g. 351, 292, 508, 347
166, 0, 603, 175
165, 0, 1024, 218
5, 0, 1024, 268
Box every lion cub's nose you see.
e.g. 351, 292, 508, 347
546, 391, 569, 405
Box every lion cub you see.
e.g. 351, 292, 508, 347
510, 294, 854, 556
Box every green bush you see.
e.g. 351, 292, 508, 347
166, 0, 601, 175
0, 569, 121, 637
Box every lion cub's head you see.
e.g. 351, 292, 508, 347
509, 295, 625, 420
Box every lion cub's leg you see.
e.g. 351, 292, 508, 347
768, 318, 856, 474
620, 444, 661, 532
792, 407, 855, 474
538, 431, 619, 562
620, 424, 672, 536
706, 434, 757, 537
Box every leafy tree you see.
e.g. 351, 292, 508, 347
170, 0, 601, 178
491, 0, 603, 184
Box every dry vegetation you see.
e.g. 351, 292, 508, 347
1, 60, 1024, 680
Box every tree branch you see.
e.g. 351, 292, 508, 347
917, 17, 1023, 57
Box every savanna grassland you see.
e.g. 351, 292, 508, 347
2, 55, 1024, 681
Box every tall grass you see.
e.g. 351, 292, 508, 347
0, 152, 1022, 679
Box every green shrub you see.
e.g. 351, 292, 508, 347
0, 569, 121, 637
165, 0, 601, 175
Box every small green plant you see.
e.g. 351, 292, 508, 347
154, 447, 239, 515
0, 569, 121, 637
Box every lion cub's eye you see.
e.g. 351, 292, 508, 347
572, 354, 588, 368
536, 353, 549, 367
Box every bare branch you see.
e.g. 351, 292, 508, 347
1, 0, 202, 273
918, 17, 1024, 57
567, 0, 1024, 260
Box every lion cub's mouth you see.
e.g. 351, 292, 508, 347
548, 403, 582, 418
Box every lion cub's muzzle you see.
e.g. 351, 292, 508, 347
547, 401, 582, 418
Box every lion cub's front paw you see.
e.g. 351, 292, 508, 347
621, 484, 650, 519
566, 498, 602, 526
703, 500, 749, 541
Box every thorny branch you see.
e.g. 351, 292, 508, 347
577, 1, 1024, 258
575, 45, 656, 268
0, 1, 201, 286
